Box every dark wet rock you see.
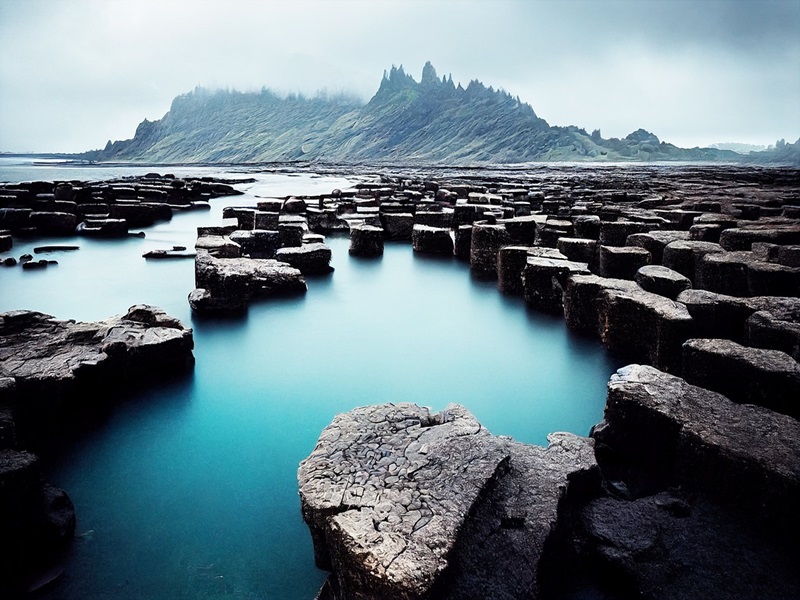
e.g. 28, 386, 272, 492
719, 224, 800, 251
229, 229, 281, 259
626, 230, 691, 265
254, 210, 280, 230
298, 403, 598, 600
523, 255, 590, 313
109, 202, 170, 228
414, 208, 451, 229
597, 289, 693, 373
470, 221, 512, 278
0, 207, 33, 230
751, 242, 800, 267
2, 257, 17, 267
33, 245, 79, 254
142, 247, 196, 259
556, 237, 597, 264
222, 206, 256, 230
454, 224, 472, 261
573, 214, 601, 240
0, 450, 76, 597
283, 197, 307, 214
661, 240, 724, 283
195, 233, 241, 258
0, 234, 11, 252
599, 220, 655, 247
563, 274, 640, 334
695, 250, 800, 296
75, 218, 129, 238
594, 364, 800, 534
577, 492, 799, 600
191, 250, 306, 313
380, 213, 414, 241
497, 246, 530, 295
279, 221, 306, 248
536, 218, 572, 248
682, 338, 800, 418
276, 243, 334, 274
28, 211, 77, 235
21, 259, 49, 270
635, 265, 692, 299
0, 305, 194, 434
499, 215, 538, 245
412, 225, 453, 255
597, 245, 650, 280
349, 225, 384, 257
745, 308, 800, 361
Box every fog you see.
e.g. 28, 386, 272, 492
1, 0, 798, 152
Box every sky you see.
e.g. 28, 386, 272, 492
0, 0, 798, 153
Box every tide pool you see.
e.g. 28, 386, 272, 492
1, 169, 617, 599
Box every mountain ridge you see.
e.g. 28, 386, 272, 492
83, 62, 797, 165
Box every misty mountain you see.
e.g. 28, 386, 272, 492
86, 62, 763, 165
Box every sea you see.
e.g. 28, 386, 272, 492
0, 156, 618, 599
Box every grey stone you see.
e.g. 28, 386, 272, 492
598, 245, 651, 280
635, 265, 692, 299
412, 225, 453, 255
349, 225, 384, 257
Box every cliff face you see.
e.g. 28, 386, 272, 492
90, 62, 749, 165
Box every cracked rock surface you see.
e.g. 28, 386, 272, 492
298, 403, 598, 600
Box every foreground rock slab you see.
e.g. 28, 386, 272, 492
298, 403, 598, 600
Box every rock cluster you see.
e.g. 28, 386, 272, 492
0, 305, 194, 595
297, 164, 799, 599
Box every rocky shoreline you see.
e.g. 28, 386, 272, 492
287, 164, 799, 599
0, 305, 194, 595
1, 164, 798, 597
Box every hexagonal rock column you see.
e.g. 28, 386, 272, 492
662, 240, 724, 284
682, 338, 800, 418
349, 225, 384, 257
275, 242, 333, 274
497, 246, 531, 295
411, 225, 453, 255
594, 364, 800, 536
597, 245, 651, 280
470, 221, 512, 278
597, 288, 693, 373
523, 255, 591, 313
635, 265, 692, 299
298, 403, 598, 600
563, 274, 640, 334
626, 230, 690, 265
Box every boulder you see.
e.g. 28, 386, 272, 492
597, 289, 693, 373
682, 338, 800, 418
597, 245, 651, 280
635, 265, 692, 299
412, 225, 453, 255
275, 243, 333, 275
349, 225, 384, 257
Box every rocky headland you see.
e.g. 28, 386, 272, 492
0, 305, 194, 595
290, 163, 800, 599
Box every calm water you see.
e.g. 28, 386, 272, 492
0, 161, 617, 599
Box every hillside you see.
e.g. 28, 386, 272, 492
87, 62, 753, 165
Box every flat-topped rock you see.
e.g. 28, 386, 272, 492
191, 250, 306, 313
194, 233, 241, 258
682, 338, 800, 418
662, 240, 724, 283
470, 221, 512, 278
597, 245, 650, 279
523, 256, 590, 313
563, 274, 640, 333
412, 225, 454, 255
275, 242, 333, 274
298, 403, 599, 600
719, 223, 800, 251
299, 403, 509, 599
598, 288, 693, 373
635, 265, 692, 299
626, 230, 691, 264
595, 365, 800, 534
349, 224, 384, 257
0, 305, 194, 433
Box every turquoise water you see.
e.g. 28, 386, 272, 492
1, 168, 617, 599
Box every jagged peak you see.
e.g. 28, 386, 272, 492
421, 61, 438, 85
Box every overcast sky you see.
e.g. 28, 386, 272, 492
1, 0, 798, 153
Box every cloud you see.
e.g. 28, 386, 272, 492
1, 0, 798, 152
